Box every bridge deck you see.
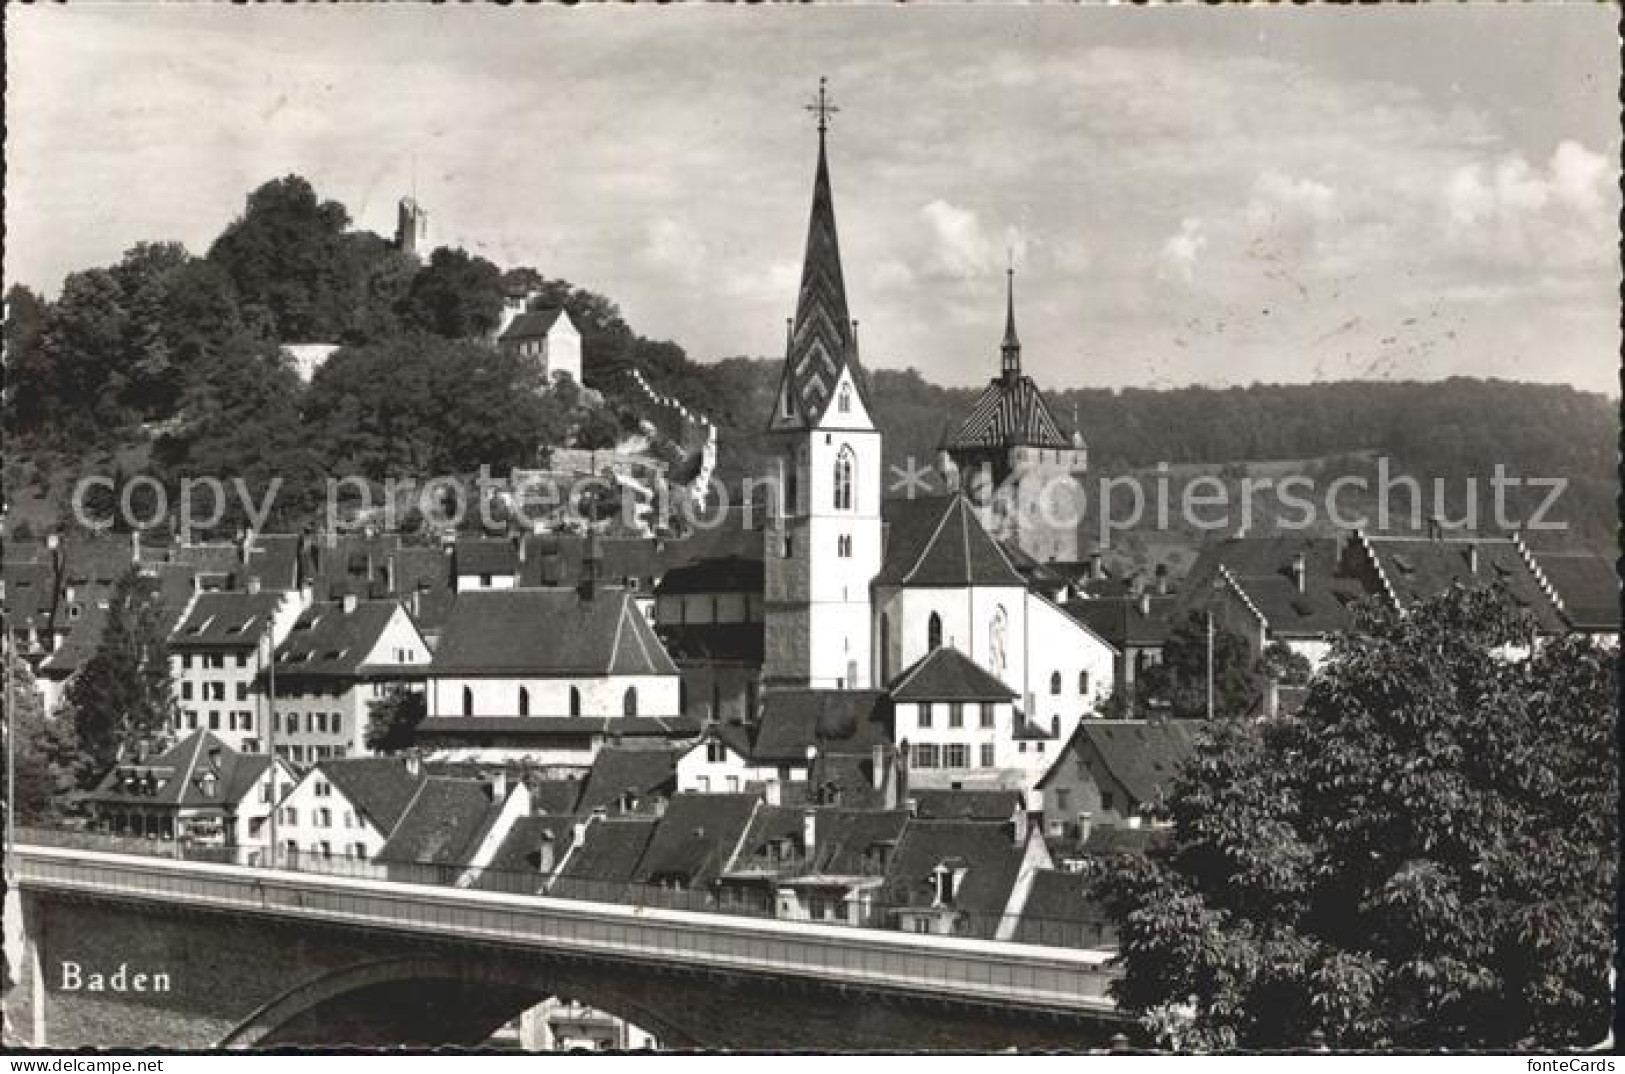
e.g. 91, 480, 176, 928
12, 844, 1119, 1016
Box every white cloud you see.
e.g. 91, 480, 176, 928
1158, 217, 1207, 284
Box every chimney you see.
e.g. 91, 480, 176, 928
1467, 544, 1480, 575
342, 591, 358, 614
239, 528, 254, 565
1138, 590, 1151, 617
1078, 810, 1093, 842
1011, 801, 1029, 846
1291, 552, 1307, 594
246, 575, 262, 595
537, 829, 556, 874
208, 746, 223, 771
130, 531, 142, 564
802, 809, 817, 859
905, 796, 919, 818
404, 753, 422, 778
1088, 551, 1103, 580
490, 769, 509, 801
764, 779, 782, 806
571, 820, 589, 852
384, 553, 397, 595
870, 743, 886, 792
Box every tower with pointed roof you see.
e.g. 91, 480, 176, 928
762, 82, 882, 691
942, 269, 1088, 563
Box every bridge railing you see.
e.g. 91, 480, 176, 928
11, 826, 1119, 951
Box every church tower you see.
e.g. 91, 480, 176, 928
762, 81, 883, 691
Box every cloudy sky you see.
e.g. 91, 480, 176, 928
7, 6, 1619, 393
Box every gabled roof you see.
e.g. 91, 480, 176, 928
474, 814, 580, 892
1062, 594, 1179, 650
767, 129, 871, 432
876, 495, 1025, 589
806, 808, 908, 875
85, 731, 272, 810
378, 778, 502, 866
500, 308, 566, 340
944, 375, 1071, 452
316, 757, 428, 834
555, 817, 658, 886
807, 750, 888, 810
453, 538, 518, 577
275, 599, 407, 677
888, 645, 1016, 702
1359, 534, 1565, 633
575, 747, 681, 814
171, 534, 301, 592
750, 689, 892, 764
881, 818, 1027, 931
1012, 869, 1111, 946
42, 564, 200, 678
654, 623, 764, 667
170, 591, 285, 650
1179, 536, 1368, 638
634, 793, 760, 886
1041, 719, 1201, 806
1529, 550, 1618, 632
911, 788, 1022, 822
430, 588, 679, 677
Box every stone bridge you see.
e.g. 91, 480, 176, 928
5, 844, 1130, 1051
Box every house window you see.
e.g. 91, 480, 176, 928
480, 573, 492, 588
462, 687, 474, 717
208, 654, 225, 670
208, 712, 220, 730
1078, 670, 1090, 694
726, 775, 740, 793
333, 714, 342, 735
696, 775, 710, 792
945, 744, 969, 769
1051, 715, 1061, 738
181, 682, 194, 700
317, 808, 331, 828
1102, 791, 1116, 813
237, 683, 250, 701
1056, 789, 1071, 812
623, 687, 638, 717
518, 686, 530, 717
918, 703, 933, 729
1050, 671, 1062, 695
282, 807, 298, 825
569, 687, 582, 717
979, 743, 995, 768
980, 703, 995, 728
781, 534, 794, 559
237, 653, 249, 668
948, 703, 963, 728
833, 446, 854, 510
315, 780, 331, 798
912, 743, 940, 769
706, 741, 727, 763
928, 612, 943, 651
837, 535, 851, 557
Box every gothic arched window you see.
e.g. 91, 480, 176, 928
518, 686, 530, 717
569, 686, 582, 717
838, 384, 852, 414
928, 612, 943, 651
1051, 715, 1061, 738
462, 686, 474, 717
623, 686, 639, 717
833, 446, 855, 511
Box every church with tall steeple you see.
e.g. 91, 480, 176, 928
941, 266, 1089, 563
762, 80, 884, 690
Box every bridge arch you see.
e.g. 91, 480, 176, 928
219, 956, 693, 1050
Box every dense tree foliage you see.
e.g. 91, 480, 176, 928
1095, 586, 1616, 1050
1136, 612, 1262, 718
365, 687, 427, 755
3, 652, 80, 822
401, 246, 505, 339
58, 569, 177, 787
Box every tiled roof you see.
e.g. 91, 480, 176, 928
317, 757, 428, 834
726, 804, 806, 872
750, 689, 892, 763
378, 778, 502, 866
654, 623, 764, 666
1361, 535, 1565, 633
42, 564, 200, 677
1180, 536, 1367, 638
430, 588, 679, 676
1530, 551, 1618, 632
767, 131, 869, 432
472, 814, 576, 892
453, 538, 518, 577
2, 560, 57, 628
1062, 595, 1178, 649
881, 819, 1027, 932
530, 778, 585, 815
888, 645, 1015, 702
85, 731, 270, 810
911, 789, 1022, 821
555, 817, 658, 885
575, 747, 681, 814
1012, 870, 1111, 947
655, 555, 763, 595
807, 751, 887, 810
170, 591, 286, 650
806, 809, 908, 875
171, 534, 301, 592
1042, 719, 1200, 806
500, 308, 565, 340
275, 599, 404, 678
633, 793, 759, 886
944, 375, 1071, 451
875, 495, 1025, 588
415, 716, 697, 742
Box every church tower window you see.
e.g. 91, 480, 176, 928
834, 446, 855, 510
623, 687, 639, 717
838, 384, 852, 414
928, 613, 943, 651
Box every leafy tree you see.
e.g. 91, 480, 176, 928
1260, 640, 1313, 687
1095, 586, 1616, 1050
34, 268, 135, 443
59, 569, 177, 786
365, 687, 427, 754
1139, 611, 1261, 718
3, 652, 80, 822
207, 175, 355, 341
3, 284, 53, 434
401, 247, 505, 339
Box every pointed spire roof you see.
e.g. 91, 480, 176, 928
770, 83, 868, 432
1000, 263, 1022, 381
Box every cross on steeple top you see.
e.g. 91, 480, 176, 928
805, 77, 839, 136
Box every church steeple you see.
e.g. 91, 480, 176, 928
1000, 260, 1022, 384
770, 78, 859, 432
